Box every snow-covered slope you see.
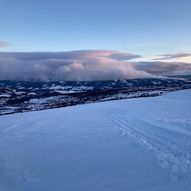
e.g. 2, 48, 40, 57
0, 90, 191, 191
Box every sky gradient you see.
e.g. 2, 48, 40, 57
0, 0, 191, 81
1, 0, 191, 55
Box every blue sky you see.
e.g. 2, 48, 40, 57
1, 0, 191, 56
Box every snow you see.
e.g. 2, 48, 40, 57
49, 85, 71, 90
28, 92, 37, 96
49, 85, 94, 92
0, 90, 191, 191
55, 90, 76, 94
0, 94, 11, 98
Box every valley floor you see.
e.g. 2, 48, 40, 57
0, 90, 191, 191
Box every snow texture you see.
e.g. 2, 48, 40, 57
0, 90, 191, 191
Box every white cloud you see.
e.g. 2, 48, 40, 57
0, 41, 11, 48
0, 50, 190, 81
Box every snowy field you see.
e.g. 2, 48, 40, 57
0, 90, 191, 191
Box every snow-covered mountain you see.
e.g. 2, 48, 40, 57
0, 89, 191, 191
1, 77, 191, 115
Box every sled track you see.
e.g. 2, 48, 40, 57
108, 114, 191, 179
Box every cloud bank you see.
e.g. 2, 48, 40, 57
153, 53, 191, 61
135, 61, 191, 76
0, 50, 191, 81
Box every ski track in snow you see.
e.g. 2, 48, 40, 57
108, 114, 191, 179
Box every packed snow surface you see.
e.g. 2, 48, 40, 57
0, 90, 191, 191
